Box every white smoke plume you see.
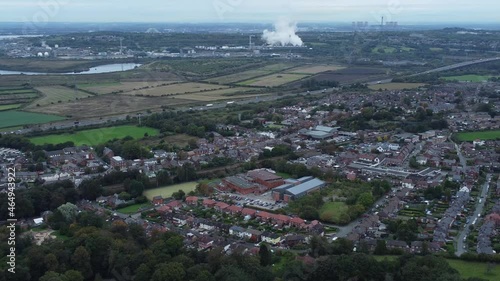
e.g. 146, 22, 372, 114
262, 18, 303, 46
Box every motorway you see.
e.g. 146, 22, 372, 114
455, 174, 491, 256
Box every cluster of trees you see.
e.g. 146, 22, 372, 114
2, 213, 487, 281
0, 180, 78, 220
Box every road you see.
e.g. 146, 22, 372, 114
455, 174, 491, 256
367, 57, 500, 85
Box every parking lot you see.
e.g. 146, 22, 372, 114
215, 191, 288, 211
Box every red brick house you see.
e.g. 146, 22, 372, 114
247, 169, 285, 189
202, 199, 217, 208
241, 208, 257, 218
185, 196, 199, 206
290, 217, 306, 228
225, 205, 243, 215
214, 202, 230, 211
152, 196, 164, 205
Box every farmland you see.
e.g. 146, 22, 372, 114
0, 110, 65, 128
143, 182, 198, 200
287, 65, 346, 74
26, 94, 194, 118
29, 86, 94, 107
207, 63, 297, 84
442, 75, 495, 82
314, 67, 390, 84
0, 87, 40, 106
176, 87, 265, 101
78, 81, 178, 95
368, 83, 426, 90
455, 130, 500, 141
120, 82, 228, 96
239, 73, 309, 87
30, 125, 159, 146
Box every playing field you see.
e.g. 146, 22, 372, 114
446, 259, 500, 281
30, 125, 159, 146
29, 86, 94, 107
287, 65, 345, 74
368, 83, 426, 90
0, 104, 22, 111
0, 110, 65, 128
143, 182, 198, 200
319, 202, 349, 224
120, 82, 228, 96
239, 73, 309, 87
79, 81, 177, 95
442, 75, 494, 82
455, 130, 500, 141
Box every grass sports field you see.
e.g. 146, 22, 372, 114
30, 125, 159, 146
368, 83, 426, 90
455, 130, 500, 141
144, 182, 198, 200
30, 86, 93, 107
239, 73, 309, 87
0, 110, 65, 128
442, 75, 495, 82
373, 256, 499, 281
319, 202, 349, 224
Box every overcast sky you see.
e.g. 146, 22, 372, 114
0, 0, 498, 23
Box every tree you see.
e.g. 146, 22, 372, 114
57, 202, 79, 222
194, 270, 215, 281
374, 240, 387, 255
64, 270, 84, 281
79, 178, 103, 200
128, 180, 145, 198
134, 264, 151, 281
71, 246, 93, 279
172, 189, 186, 200
39, 271, 67, 281
259, 244, 272, 266
152, 262, 186, 281
357, 192, 374, 208
44, 253, 59, 272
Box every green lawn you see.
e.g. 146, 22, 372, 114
30, 125, 159, 146
0, 110, 65, 128
455, 130, 500, 141
116, 203, 152, 214
143, 182, 198, 200
319, 201, 349, 223
0, 104, 22, 111
276, 172, 292, 179
372, 256, 500, 281
442, 75, 495, 82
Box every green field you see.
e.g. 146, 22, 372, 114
30, 125, 159, 146
319, 202, 349, 223
0, 104, 22, 111
442, 75, 495, 82
143, 182, 198, 200
238, 73, 309, 87
447, 259, 500, 281
368, 83, 426, 91
373, 256, 499, 281
0, 110, 65, 128
116, 203, 152, 214
29, 85, 94, 107
455, 130, 500, 141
